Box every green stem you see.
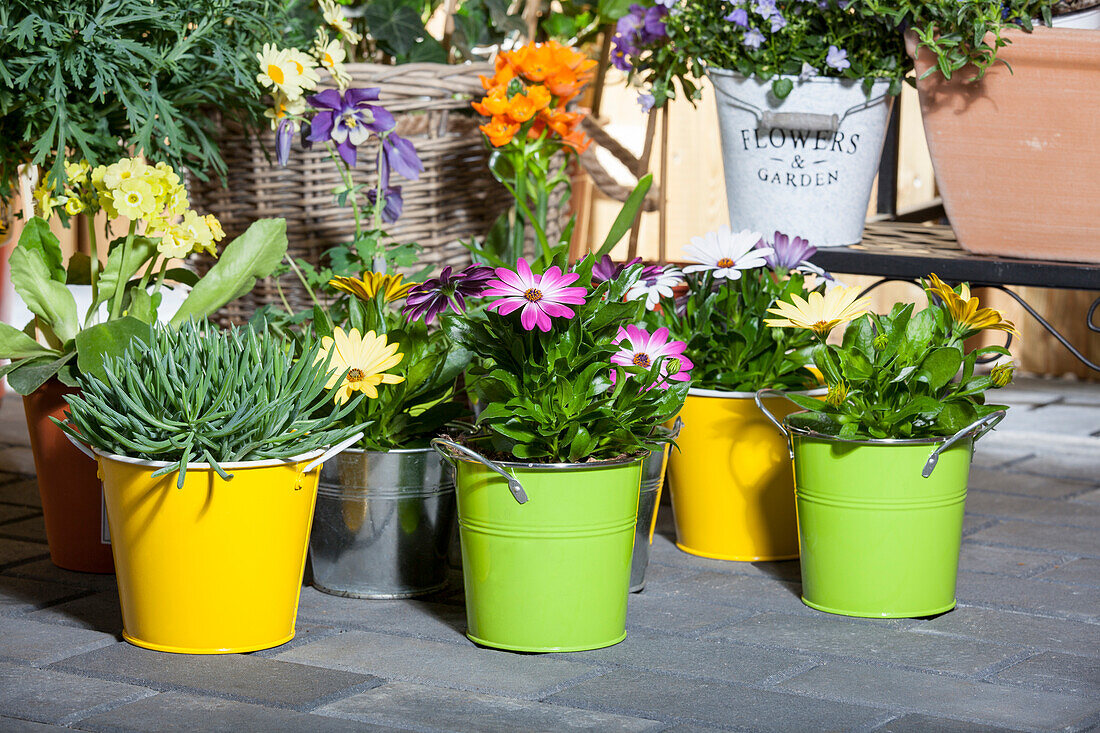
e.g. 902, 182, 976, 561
86, 215, 100, 327
152, 258, 169, 297
286, 255, 324, 311
109, 221, 138, 321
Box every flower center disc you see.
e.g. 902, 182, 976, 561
524, 288, 543, 303
346, 368, 365, 383
716, 257, 735, 268
632, 353, 651, 368
267, 64, 284, 84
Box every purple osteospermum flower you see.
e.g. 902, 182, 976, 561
307, 88, 396, 167
826, 45, 850, 71
403, 264, 495, 324
760, 231, 816, 270
382, 133, 423, 181
591, 255, 642, 283
725, 7, 749, 26
484, 259, 586, 332
743, 28, 765, 49
610, 325, 694, 390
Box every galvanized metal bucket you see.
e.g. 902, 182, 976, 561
630, 436, 675, 593
309, 447, 456, 599
708, 70, 893, 246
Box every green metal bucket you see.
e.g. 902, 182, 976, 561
755, 392, 1005, 618
432, 439, 641, 652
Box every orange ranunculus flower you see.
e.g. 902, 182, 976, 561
504, 86, 551, 123
541, 108, 583, 138
472, 86, 511, 117
479, 116, 521, 147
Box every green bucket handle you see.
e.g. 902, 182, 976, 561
753, 389, 1006, 479
431, 437, 529, 505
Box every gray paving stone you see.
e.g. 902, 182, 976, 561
0, 403, 31, 445
0, 577, 82, 615
317, 681, 663, 732
966, 491, 1100, 529
0, 617, 115, 664
0, 716, 69, 731
0, 516, 46, 543
989, 652, 1100, 697
779, 661, 1098, 730
276, 630, 596, 698
26, 590, 121, 633
915, 606, 1100, 659
550, 629, 810, 684
547, 668, 886, 731
0, 448, 37, 476
709, 612, 1019, 676
967, 521, 1100, 558
625, 591, 753, 635
957, 543, 1063, 577
1072, 488, 1100, 505
873, 714, 1026, 732
295, 587, 468, 642
628, 558, 698, 589
54, 642, 377, 711
956, 572, 1100, 622
0, 505, 37, 525
0, 661, 154, 725
962, 515, 1000, 538
76, 692, 401, 732
1033, 558, 1100, 586
647, 571, 813, 616
1000, 404, 1100, 438
1012, 452, 1100, 483
967, 468, 1095, 500
0, 538, 50, 568
970, 446, 1028, 470
0, 558, 118, 592
0, 479, 41, 508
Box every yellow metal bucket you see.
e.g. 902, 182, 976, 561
667, 388, 823, 562
94, 451, 324, 654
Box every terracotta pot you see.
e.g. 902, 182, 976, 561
22, 379, 114, 573
909, 26, 1100, 263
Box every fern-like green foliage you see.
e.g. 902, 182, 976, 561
55, 321, 365, 488
0, 0, 290, 198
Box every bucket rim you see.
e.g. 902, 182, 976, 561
689, 386, 828, 400
448, 449, 646, 472
338, 445, 438, 457
706, 67, 894, 89
93, 447, 325, 470
784, 417, 962, 447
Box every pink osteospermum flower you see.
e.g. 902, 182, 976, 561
484, 258, 587, 332
610, 325, 694, 389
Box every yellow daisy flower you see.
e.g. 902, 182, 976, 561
765, 285, 872, 338
313, 36, 351, 89
329, 273, 414, 302
316, 327, 405, 404
924, 273, 1018, 336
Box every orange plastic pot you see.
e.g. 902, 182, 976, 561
22, 379, 113, 573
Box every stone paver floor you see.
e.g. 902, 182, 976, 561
0, 377, 1098, 732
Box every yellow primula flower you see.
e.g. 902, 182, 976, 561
164, 184, 189, 218
112, 177, 158, 220
329, 273, 414, 303
320, 0, 362, 44
765, 285, 872, 338
157, 224, 193, 259
103, 157, 144, 190
205, 214, 225, 241
316, 327, 405, 404
179, 210, 216, 256
256, 43, 315, 101
63, 196, 85, 216
924, 273, 1018, 336
64, 159, 90, 185
33, 178, 60, 218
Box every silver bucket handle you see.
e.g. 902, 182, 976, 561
431, 437, 529, 505
668, 416, 684, 440
711, 79, 891, 133
922, 411, 1006, 479
64, 430, 98, 461
302, 431, 365, 474
754, 388, 796, 438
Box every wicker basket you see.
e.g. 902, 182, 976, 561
189, 62, 516, 323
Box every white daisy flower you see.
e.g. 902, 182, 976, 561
626, 265, 684, 311
682, 226, 771, 280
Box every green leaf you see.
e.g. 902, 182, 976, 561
95, 235, 159, 313
163, 268, 200, 287
170, 219, 288, 327
594, 174, 653, 258
7, 351, 75, 396
126, 288, 159, 324
9, 246, 79, 344
597, 0, 635, 20
771, 78, 794, 99
364, 0, 427, 56
75, 317, 153, 384
0, 321, 59, 361
16, 217, 65, 283
918, 347, 963, 392
65, 252, 93, 285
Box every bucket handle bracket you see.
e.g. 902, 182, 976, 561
431, 437, 529, 505
922, 411, 1006, 479
754, 388, 796, 460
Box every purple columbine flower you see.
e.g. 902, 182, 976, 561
306, 88, 396, 168
366, 186, 403, 224
382, 133, 423, 181
276, 118, 296, 167
826, 45, 851, 71
403, 264, 495, 324
591, 255, 642, 283
743, 28, 765, 49
725, 7, 749, 26
637, 93, 656, 112
759, 231, 816, 270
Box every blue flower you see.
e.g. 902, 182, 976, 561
306, 88, 395, 168
752, 0, 776, 18
637, 93, 656, 112
769, 11, 786, 32
725, 7, 749, 26
825, 45, 850, 71
743, 28, 766, 49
